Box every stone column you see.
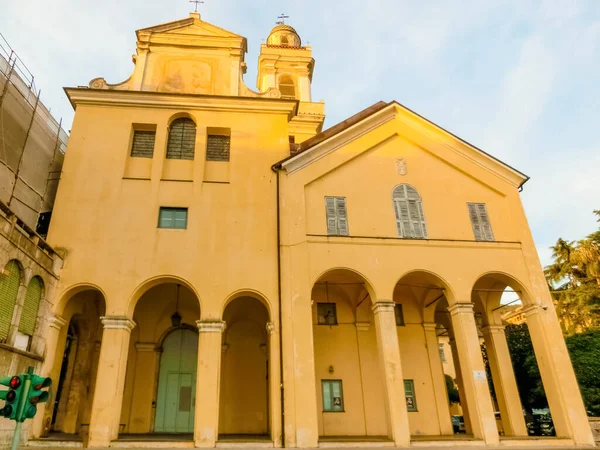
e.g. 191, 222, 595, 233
33, 315, 67, 438
88, 317, 136, 447
194, 320, 225, 448
481, 325, 527, 436
372, 301, 410, 447
524, 305, 595, 445
423, 323, 453, 435
448, 303, 498, 444
448, 337, 472, 434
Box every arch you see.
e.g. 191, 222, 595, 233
279, 75, 296, 99
470, 271, 535, 326
220, 289, 272, 320
167, 112, 197, 127
166, 116, 196, 160
126, 275, 202, 318
53, 282, 108, 316
18, 276, 44, 336
394, 269, 456, 303
311, 267, 377, 301
392, 184, 427, 239
0, 259, 24, 342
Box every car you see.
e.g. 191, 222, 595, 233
451, 415, 466, 433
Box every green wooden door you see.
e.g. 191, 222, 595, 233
155, 329, 198, 433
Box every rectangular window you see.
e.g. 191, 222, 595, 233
439, 343, 446, 362
404, 380, 417, 412
206, 129, 231, 161
467, 203, 494, 241
395, 304, 405, 326
158, 207, 188, 229
317, 303, 338, 325
325, 196, 349, 236
130, 129, 156, 158
322, 380, 344, 412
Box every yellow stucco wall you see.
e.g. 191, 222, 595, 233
33, 12, 595, 449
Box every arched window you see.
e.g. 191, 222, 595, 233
280, 36, 289, 45
19, 276, 43, 337
0, 260, 22, 342
166, 117, 196, 160
279, 76, 296, 99
392, 184, 427, 238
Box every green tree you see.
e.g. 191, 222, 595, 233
545, 210, 600, 334
565, 330, 600, 416
445, 374, 460, 405
504, 323, 547, 412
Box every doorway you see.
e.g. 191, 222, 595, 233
155, 328, 198, 433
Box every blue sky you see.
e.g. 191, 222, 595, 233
2, 0, 599, 266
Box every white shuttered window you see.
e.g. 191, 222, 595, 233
467, 203, 494, 241
325, 196, 349, 236
392, 185, 427, 238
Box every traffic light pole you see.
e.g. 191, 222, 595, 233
10, 367, 33, 450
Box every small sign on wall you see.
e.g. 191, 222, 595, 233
473, 370, 487, 381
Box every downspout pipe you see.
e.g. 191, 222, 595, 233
271, 162, 285, 447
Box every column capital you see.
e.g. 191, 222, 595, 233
522, 304, 544, 317
100, 316, 136, 332
371, 301, 395, 315
196, 320, 226, 333
423, 322, 438, 332
135, 342, 157, 352
356, 322, 371, 332
48, 315, 67, 330
482, 324, 505, 334
447, 302, 474, 316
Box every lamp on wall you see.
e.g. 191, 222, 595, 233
171, 284, 182, 327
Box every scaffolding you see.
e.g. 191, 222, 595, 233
0, 32, 67, 234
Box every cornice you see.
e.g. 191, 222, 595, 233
282, 106, 397, 174
281, 103, 527, 189
64, 88, 298, 120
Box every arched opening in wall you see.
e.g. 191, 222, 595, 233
46, 288, 106, 439
472, 274, 556, 439
279, 75, 296, 99
312, 269, 388, 439
219, 296, 270, 437
394, 271, 455, 438
120, 281, 200, 437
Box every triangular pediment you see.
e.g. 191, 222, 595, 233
281, 102, 529, 193
136, 15, 246, 48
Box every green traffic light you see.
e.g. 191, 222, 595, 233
0, 404, 12, 418
24, 404, 37, 419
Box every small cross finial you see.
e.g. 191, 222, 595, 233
190, 0, 204, 12
276, 13, 289, 25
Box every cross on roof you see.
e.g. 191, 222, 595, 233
189, 0, 204, 12
276, 13, 289, 25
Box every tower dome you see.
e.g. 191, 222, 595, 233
267, 24, 302, 47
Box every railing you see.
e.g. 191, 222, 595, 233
0, 200, 61, 275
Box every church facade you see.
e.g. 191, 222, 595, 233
28, 12, 594, 448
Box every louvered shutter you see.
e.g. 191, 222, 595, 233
335, 197, 349, 236
325, 197, 338, 235
468, 203, 483, 240
131, 130, 156, 158
477, 204, 494, 241
19, 277, 43, 336
468, 203, 494, 241
393, 185, 427, 238
166, 118, 196, 160
393, 200, 403, 236
0, 261, 21, 342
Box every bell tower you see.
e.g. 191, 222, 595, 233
257, 23, 314, 102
